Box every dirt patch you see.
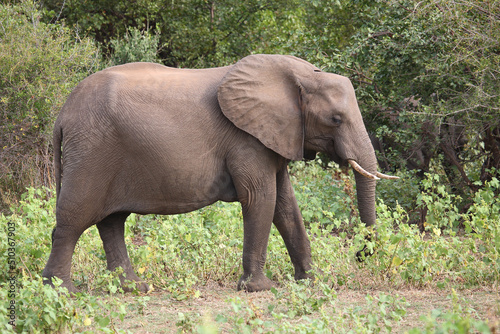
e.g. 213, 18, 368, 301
118, 283, 499, 333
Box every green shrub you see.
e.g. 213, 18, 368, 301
0, 275, 130, 333
0, 0, 101, 209
376, 168, 421, 220
0, 188, 55, 283
2, 168, 499, 332
124, 202, 245, 291
289, 159, 354, 227
417, 174, 462, 232
109, 27, 161, 66
408, 290, 492, 334
364, 180, 500, 287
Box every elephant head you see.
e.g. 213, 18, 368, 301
218, 54, 396, 229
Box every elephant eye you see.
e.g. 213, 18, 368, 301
332, 115, 342, 126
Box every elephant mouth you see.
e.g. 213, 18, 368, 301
329, 137, 399, 180
329, 151, 348, 167
317, 139, 399, 181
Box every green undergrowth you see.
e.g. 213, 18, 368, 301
1, 169, 499, 332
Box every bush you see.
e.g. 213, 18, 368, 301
333, 0, 500, 204
2, 174, 499, 332
0, 0, 101, 210
0, 187, 55, 284
289, 159, 354, 228
108, 27, 161, 66
365, 177, 500, 287
0, 275, 131, 333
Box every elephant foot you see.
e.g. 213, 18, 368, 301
237, 274, 275, 292
121, 278, 150, 293
118, 272, 150, 293
356, 244, 374, 262
43, 276, 79, 294
294, 268, 315, 281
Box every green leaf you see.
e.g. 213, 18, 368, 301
392, 256, 403, 267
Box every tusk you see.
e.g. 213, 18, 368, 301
376, 172, 400, 180
348, 160, 380, 180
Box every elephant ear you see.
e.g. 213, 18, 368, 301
217, 54, 319, 161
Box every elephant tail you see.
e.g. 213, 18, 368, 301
53, 119, 62, 202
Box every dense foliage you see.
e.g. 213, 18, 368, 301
2, 0, 499, 215
1, 1, 499, 330
1, 180, 498, 332
338, 0, 500, 197
0, 1, 101, 207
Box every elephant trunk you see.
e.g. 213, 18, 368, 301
354, 168, 377, 227
351, 146, 378, 228
347, 139, 379, 261
347, 133, 400, 261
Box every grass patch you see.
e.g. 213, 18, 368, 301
1, 168, 499, 332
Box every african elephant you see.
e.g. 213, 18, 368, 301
42, 54, 396, 293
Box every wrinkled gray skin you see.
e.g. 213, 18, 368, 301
42, 55, 378, 293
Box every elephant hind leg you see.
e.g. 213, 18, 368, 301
96, 212, 149, 293
43, 219, 87, 293
273, 167, 313, 281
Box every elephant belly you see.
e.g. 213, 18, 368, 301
116, 163, 239, 215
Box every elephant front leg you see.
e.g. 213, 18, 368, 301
273, 168, 313, 281
97, 213, 149, 293
236, 182, 277, 292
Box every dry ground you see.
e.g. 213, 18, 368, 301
118, 282, 499, 333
